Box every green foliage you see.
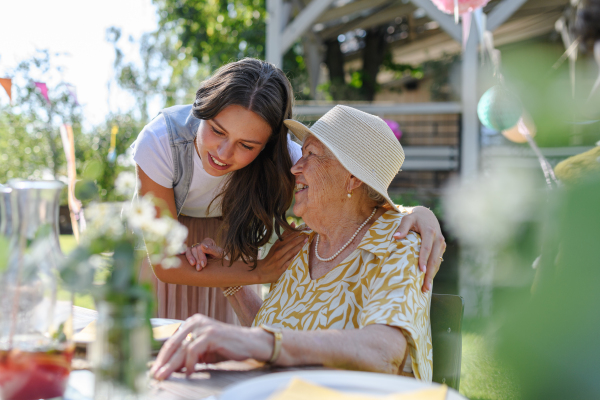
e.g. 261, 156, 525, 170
499, 39, 600, 147
496, 173, 600, 398
151, 0, 312, 102
154, 0, 266, 68
382, 52, 424, 81
421, 53, 459, 101
77, 113, 143, 202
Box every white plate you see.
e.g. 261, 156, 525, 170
219, 370, 465, 400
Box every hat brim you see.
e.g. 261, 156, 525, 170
284, 119, 399, 213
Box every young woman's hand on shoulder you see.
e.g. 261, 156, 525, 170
257, 227, 308, 283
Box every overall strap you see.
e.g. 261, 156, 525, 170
159, 104, 201, 215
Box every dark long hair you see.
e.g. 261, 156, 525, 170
192, 58, 295, 268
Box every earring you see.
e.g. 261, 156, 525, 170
347, 191, 352, 198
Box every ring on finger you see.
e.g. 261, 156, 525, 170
185, 331, 198, 343
439, 257, 444, 261
190, 243, 201, 248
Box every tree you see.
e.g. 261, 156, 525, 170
0, 50, 85, 181
153, 0, 266, 68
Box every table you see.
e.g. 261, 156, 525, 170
66, 361, 327, 400
69, 306, 466, 400
70, 306, 327, 400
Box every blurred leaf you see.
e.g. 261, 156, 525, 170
0, 236, 9, 273
75, 179, 99, 201
497, 173, 600, 399
82, 160, 104, 181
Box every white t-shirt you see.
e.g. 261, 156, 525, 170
131, 115, 302, 218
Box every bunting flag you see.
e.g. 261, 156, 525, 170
34, 81, 51, 104
60, 124, 84, 242
0, 78, 11, 103
65, 83, 79, 105
107, 125, 118, 163
462, 12, 472, 50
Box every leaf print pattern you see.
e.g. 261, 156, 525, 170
253, 210, 433, 381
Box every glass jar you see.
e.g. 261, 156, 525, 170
91, 301, 150, 400
0, 181, 73, 400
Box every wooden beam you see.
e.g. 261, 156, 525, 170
320, 3, 415, 40
293, 102, 462, 116
487, 0, 529, 31
316, 0, 392, 24
282, 0, 336, 53
383, 11, 559, 67
408, 0, 461, 42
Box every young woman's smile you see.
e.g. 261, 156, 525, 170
196, 105, 271, 177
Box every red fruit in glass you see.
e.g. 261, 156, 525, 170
0, 347, 73, 400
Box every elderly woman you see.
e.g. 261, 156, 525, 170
151, 105, 432, 381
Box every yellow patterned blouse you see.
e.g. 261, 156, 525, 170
253, 210, 433, 381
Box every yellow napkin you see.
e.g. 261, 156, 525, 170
73, 321, 182, 343
267, 378, 447, 400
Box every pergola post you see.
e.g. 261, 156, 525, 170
266, 0, 283, 67
460, 20, 480, 180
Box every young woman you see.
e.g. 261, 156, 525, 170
132, 58, 446, 323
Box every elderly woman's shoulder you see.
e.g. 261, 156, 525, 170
380, 208, 422, 248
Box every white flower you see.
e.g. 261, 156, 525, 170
115, 171, 139, 197
84, 202, 126, 239
161, 257, 181, 269
443, 168, 538, 250
165, 222, 188, 255
126, 196, 156, 231
143, 217, 173, 242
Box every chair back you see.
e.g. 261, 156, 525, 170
430, 293, 464, 391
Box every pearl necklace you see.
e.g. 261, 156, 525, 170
314, 207, 377, 262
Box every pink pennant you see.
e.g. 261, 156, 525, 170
431, 0, 490, 15
462, 12, 472, 50
34, 81, 50, 104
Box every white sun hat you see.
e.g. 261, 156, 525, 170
284, 105, 404, 210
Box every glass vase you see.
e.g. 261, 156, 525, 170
90, 300, 151, 400
0, 181, 73, 400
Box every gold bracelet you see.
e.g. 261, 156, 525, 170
260, 324, 283, 364
223, 286, 242, 297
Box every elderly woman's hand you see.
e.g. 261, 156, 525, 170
150, 314, 271, 380
393, 206, 446, 292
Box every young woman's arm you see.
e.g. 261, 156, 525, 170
137, 165, 305, 287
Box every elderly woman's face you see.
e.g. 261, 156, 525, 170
291, 136, 349, 219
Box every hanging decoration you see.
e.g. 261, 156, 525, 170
431, 0, 490, 24
477, 85, 523, 131
501, 111, 536, 144
34, 81, 51, 104
0, 78, 12, 103
107, 125, 118, 163
431, 0, 491, 15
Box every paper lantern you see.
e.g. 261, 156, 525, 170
501, 112, 537, 143
431, 0, 491, 15
384, 119, 402, 140
477, 85, 523, 131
